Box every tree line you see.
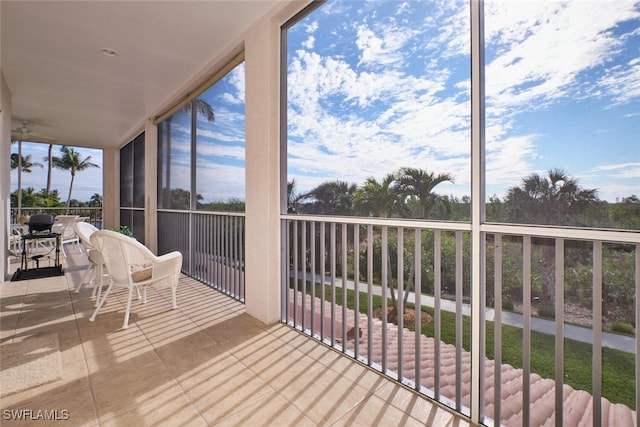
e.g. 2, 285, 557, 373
288, 167, 640, 230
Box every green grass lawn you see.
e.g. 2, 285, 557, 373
295, 282, 636, 409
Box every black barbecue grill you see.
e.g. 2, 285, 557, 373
26, 214, 55, 234
11, 213, 64, 281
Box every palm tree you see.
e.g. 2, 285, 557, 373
394, 167, 454, 219
298, 180, 357, 277
353, 173, 399, 218
11, 187, 39, 208
51, 146, 100, 209
190, 98, 215, 122
287, 179, 305, 213
11, 153, 43, 173
44, 143, 54, 195
10, 139, 23, 218
505, 168, 599, 304
11, 142, 44, 218
388, 167, 453, 316
302, 180, 357, 216
506, 168, 598, 226
89, 193, 103, 207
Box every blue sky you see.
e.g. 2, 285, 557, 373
286, 0, 640, 202
11, 0, 639, 204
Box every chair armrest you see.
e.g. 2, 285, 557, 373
150, 251, 183, 282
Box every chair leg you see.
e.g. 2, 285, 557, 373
172, 282, 178, 309
89, 271, 98, 300
89, 283, 113, 322
76, 263, 95, 293
122, 285, 135, 329
94, 265, 106, 307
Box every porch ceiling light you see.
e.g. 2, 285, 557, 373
100, 48, 118, 57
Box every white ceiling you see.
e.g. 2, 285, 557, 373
1, 0, 279, 149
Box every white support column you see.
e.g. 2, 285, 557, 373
102, 146, 118, 231
244, 12, 283, 324
470, 0, 486, 424
1, 72, 12, 282
144, 120, 158, 254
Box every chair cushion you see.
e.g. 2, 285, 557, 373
131, 266, 152, 282
87, 248, 103, 264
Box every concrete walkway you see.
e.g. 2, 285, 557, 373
310, 274, 636, 354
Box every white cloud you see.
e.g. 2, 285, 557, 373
485, 0, 640, 115
195, 143, 245, 160
425, 0, 470, 58
396, 2, 411, 16
195, 162, 245, 202
598, 58, 640, 105
486, 133, 539, 186
356, 24, 401, 66
223, 64, 246, 105
306, 21, 319, 34
302, 35, 315, 50
591, 162, 640, 179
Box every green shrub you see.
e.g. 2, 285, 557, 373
611, 322, 635, 336
502, 298, 514, 311
537, 304, 555, 319
108, 225, 133, 237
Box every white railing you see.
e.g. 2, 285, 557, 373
282, 215, 639, 426
11, 207, 103, 229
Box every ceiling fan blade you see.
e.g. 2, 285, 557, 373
11, 130, 55, 143
11, 120, 56, 143
30, 132, 57, 143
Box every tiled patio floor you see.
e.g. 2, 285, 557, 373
1, 249, 468, 426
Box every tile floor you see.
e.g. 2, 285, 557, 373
1, 249, 469, 426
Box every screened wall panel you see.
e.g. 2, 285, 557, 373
119, 141, 133, 208
156, 59, 246, 300
119, 132, 145, 241
133, 135, 145, 208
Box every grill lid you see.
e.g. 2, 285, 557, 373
26, 214, 55, 234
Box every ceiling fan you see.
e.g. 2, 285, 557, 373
11, 120, 56, 143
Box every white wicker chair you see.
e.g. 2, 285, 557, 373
73, 221, 104, 301
52, 215, 81, 256
89, 229, 182, 329
9, 224, 26, 257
